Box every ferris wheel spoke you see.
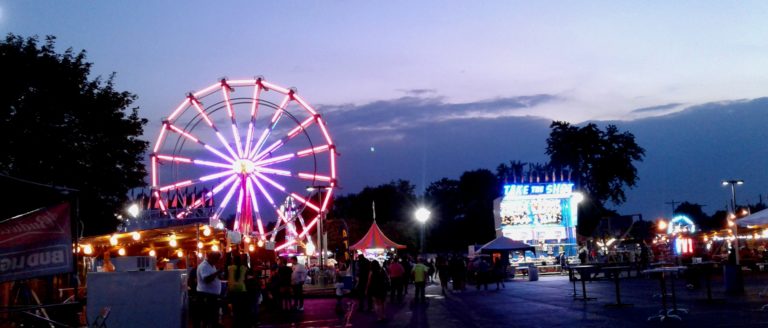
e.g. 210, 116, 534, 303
155, 154, 233, 171
177, 174, 239, 218
188, 95, 240, 160
248, 94, 291, 159
245, 177, 266, 238
221, 82, 245, 157
211, 176, 242, 221
255, 153, 295, 167
166, 123, 234, 163
244, 80, 264, 157
289, 193, 321, 213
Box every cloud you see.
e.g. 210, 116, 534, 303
321, 93, 561, 134
631, 103, 684, 113
397, 88, 437, 96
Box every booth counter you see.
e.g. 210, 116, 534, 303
86, 270, 188, 328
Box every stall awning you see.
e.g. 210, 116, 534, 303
477, 236, 535, 253
738, 208, 768, 227
349, 222, 406, 250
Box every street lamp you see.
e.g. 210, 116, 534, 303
414, 207, 431, 253
722, 179, 744, 265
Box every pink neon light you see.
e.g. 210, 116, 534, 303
204, 144, 235, 163
199, 170, 234, 182
250, 85, 262, 117
246, 177, 260, 213
321, 187, 334, 212
255, 153, 295, 166
274, 239, 297, 252
215, 132, 239, 160
261, 80, 290, 95
316, 117, 333, 145
156, 155, 192, 163
249, 129, 270, 159
255, 167, 291, 176
330, 147, 337, 179
293, 94, 318, 116
226, 79, 256, 86
245, 123, 255, 157
167, 98, 191, 121
231, 124, 244, 157
252, 176, 275, 205
151, 156, 158, 187
257, 218, 265, 237
298, 173, 332, 182
158, 180, 193, 192
218, 178, 241, 212
222, 85, 235, 118
296, 145, 330, 157
287, 117, 315, 139
193, 83, 220, 98
154, 191, 168, 212
168, 124, 199, 143
191, 98, 214, 127
192, 159, 232, 169
254, 172, 286, 192
153, 124, 169, 153
236, 185, 244, 214
270, 96, 291, 124
290, 193, 320, 212
253, 140, 284, 161
213, 174, 239, 194
244, 86, 262, 156
298, 215, 320, 238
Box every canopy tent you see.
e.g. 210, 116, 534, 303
349, 221, 406, 250
738, 208, 768, 227
477, 236, 536, 254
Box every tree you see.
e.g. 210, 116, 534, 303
458, 169, 499, 245
0, 34, 148, 235
546, 121, 645, 235
425, 178, 463, 251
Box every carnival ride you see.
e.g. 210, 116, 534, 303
148, 77, 336, 252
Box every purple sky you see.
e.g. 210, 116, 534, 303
3, 1, 768, 220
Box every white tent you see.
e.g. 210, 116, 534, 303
737, 208, 768, 226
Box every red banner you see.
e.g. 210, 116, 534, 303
0, 203, 73, 282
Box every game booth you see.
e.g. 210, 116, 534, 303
349, 221, 406, 261
493, 181, 581, 269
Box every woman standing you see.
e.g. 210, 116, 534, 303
366, 261, 389, 322
227, 253, 249, 328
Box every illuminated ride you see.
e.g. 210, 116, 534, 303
149, 77, 336, 252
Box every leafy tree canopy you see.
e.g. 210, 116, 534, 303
0, 34, 148, 235
546, 121, 645, 235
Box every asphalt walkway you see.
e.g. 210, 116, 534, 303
258, 271, 768, 327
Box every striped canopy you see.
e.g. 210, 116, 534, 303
349, 221, 406, 250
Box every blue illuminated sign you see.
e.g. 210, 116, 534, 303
503, 183, 574, 196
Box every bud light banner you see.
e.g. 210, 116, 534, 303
0, 203, 73, 282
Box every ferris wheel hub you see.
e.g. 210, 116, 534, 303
233, 158, 256, 174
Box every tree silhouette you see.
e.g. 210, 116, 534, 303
0, 34, 148, 235
546, 121, 645, 235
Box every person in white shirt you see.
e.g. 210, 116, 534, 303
196, 251, 222, 327
290, 256, 308, 311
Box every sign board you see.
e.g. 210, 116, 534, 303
0, 203, 73, 282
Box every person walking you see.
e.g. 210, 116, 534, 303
227, 253, 249, 328
277, 257, 293, 311
475, 258, 490, 291
366, 260, 389, 322
436, 255, 451, 295
492, 258, 506, 290
355, 256, 372, 312
290, 256, 308, 311
412, 258, 429, 303
387, 257, 405, 302
196, 251, 223, 328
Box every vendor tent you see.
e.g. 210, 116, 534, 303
477, 236, 535, 254
738, 208, 768, 226
349, 221, 406, 250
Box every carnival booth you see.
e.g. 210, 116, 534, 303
494, 181, 581, 258
349, 221, 406, 261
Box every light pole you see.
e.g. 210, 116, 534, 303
722, 179, 744, 265
414, 207, 431, 253
307, 185, 331, 271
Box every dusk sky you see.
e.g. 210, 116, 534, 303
3, 1, 768, 220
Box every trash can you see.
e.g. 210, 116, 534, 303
528, 266, 539, 281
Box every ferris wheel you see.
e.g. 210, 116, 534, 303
149, 77, 336, 251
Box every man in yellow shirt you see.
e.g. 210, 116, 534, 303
412, 258, 429, 303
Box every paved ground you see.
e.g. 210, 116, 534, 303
258, 271, 768, 327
